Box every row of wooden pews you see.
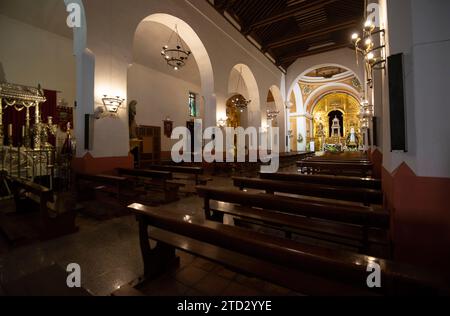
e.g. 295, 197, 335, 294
75, 164, 210, 209
118, 153, 448, 295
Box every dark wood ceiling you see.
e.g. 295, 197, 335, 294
208, 0, 364, 71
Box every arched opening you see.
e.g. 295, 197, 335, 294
286, 64, 362, 152
225, 94, 245, 128
228, 64, 260, 129
311, 92, 362, 151
128, 14, 214, 161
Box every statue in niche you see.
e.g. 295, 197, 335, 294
316, 121, 326, 152
128, 100, 138, 139
128, 100, 142, 167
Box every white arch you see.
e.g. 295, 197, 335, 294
269, 85, 284, 112
304, 82, 361, 114
228, 64, 261, 128
137, 13, 216, 128
287, 63, 362, 105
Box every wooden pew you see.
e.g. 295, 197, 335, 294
197, 187, 389, 255
127, 203, 445, 296
309, 152, 369, 161
233, 177, 382, 206
75, 173, 128, 201
116, 168, 184, 203
260, 172, 382, 190
144, 165, 209, 185
5, 177, 77, 241
297, 160, 374, 177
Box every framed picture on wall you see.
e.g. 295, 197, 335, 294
163, 118, 173, 138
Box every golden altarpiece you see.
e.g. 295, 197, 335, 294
311, 93, 362, 151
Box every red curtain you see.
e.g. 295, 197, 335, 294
2, 89, 57, 147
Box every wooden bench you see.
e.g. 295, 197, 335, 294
297, 160, 374, 177
197, 187, 390, 255
3, 177, 77, 241
116, 168, 184, 203
260, 172, 382, 190
233, 177, 383, 206
145, 165, 210, 185
127, 203, 445, 296
75, 173, 128, 201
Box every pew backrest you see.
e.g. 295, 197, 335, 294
259, 172, 381, 190
129, 203, 445, 296
297, 160, 374, 177
116, 168, 173, 181
233, 177, 383, 205
196, 186, 389, 229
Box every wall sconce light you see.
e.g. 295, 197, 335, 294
102, 95, 125, 113
217, 118, 227, 127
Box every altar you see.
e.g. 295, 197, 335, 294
311, 93, 363, 152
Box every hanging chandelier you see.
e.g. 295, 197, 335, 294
231, 95, 251, 113
232, 67, 251, 112
351, 18, 386, 88
161, 25, 191, 71
267, 109, 280, 120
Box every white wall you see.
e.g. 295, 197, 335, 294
381, 0, 450, 177
127, 63, 202, 152
0, 14, 76, 105
83, 0, 285, 157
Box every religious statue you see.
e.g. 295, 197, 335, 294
316, 122, 326, 152
128, 100, 142, 168
128, 100, 138, 139
346, 127, 359, 150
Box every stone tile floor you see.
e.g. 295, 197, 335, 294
0, 175, 298, 296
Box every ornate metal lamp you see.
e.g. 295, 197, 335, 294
217, 118, 227, 127
102, 95, 125, 113
231, 67, 251, 112
161, 25, 191, 71
351, 19, 386, 88
267, 109, 280, 120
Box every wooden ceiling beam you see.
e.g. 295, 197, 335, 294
215, 0, 238, 13
242, 0, 339, 35
264, 20, 358, 50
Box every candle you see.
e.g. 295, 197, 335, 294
8, 124, 12, 138
22, 126, 25, 138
